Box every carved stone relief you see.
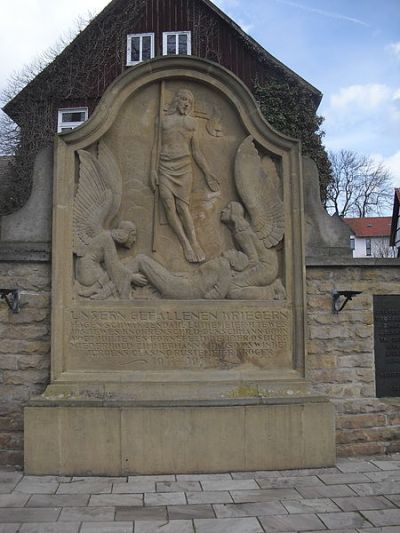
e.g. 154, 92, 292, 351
72, 83, 286, 301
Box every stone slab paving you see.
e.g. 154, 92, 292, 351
0, 454, 399, 531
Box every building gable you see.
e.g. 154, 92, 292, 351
3, 0, 321, 125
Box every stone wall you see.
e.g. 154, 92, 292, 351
1, 253, 400, 467
307, 259, 400, 458
0, 250, 51, 467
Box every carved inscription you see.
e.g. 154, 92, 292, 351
374, 295, 400, 397
68, 305, 289, 371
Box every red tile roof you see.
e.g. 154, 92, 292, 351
344, 217, 392, 237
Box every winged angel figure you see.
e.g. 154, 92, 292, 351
221, 136, 286, 300
73, 141, 146, 299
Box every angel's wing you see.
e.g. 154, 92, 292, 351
73, 141, 122, 255
234, 136, 284, 248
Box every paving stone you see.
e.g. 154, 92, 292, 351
89, 494, 143, 507
57, 481, 112, 494
0, 484, 19, 495
231, 488, 301, 503
80, 523, 133, 533
201, 479, 259, 491
336, 461, 380, 473
362, 509, 400, 527
156, 481, 201, 492
359, 527, 400, 532
186, 490, 232, 504
113, 481, 155, 493
0, 472, 23, 483
0, 493, 30, 507
0, 472, 23, 493
128, 475, 175, 482
59, 506, 115, 522
386, 494, 400, 506
134, 521, 194, 532
0, 507, 61, 523
144, 492, 186, 506
0, 526, 20, 533
257, 475, 323, 488
372, 461, 400, 471
305, 529, 358, 533
213, 501, 287, 518
332, 496, 395, 511
366, 471, 400, 482
231, 471, 281, 480
115, 506, 167, 521
350, 481, 400, 496
19, 525, 80, 533
258, 512, 325, 531
14, 479, 59, 494
194, 517, 263, 533
27, 494, 90, 507
23, 476, 71, 483
278, 467, 339, 477
318, 472, 370, 484
318, 510, 371, 528
177, 474, 232, 481
168, 504, 215, 519
282, 497, 341, 514
72, 476, 124, 483
297, 484, 357, 498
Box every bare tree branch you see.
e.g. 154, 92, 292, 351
325, 149, 393, 217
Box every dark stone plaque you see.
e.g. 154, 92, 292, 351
374, 295, 400, 397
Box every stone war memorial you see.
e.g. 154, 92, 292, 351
23, 57, 336, 475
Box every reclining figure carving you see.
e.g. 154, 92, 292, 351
127, 250, 249, 300
73, 141, 146, 299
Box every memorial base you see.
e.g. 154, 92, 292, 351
25, 396, 335, 475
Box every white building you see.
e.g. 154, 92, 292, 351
344, 217, 395, 258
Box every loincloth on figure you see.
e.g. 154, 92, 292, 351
159, 153, 192, 204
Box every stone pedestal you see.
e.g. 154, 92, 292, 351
25, 396, 335, 475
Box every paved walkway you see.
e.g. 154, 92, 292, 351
1, 455, 400, 532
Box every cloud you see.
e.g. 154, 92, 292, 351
330, 84, 391, 111
272, 0, 369, 27
386, 42, 400, 59
384, 151, 400, 187
370, 151, 400, 187
322, 84, 400, 159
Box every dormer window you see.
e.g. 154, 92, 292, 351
57, 108, 88, 133
127, 33, 155, 65
162, 31, 191, 56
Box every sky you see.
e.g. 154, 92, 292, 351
0, 0, 399, 187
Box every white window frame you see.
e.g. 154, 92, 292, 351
126, 33, 155, 65
162, 31, 192, 56
57, 107, 88, 133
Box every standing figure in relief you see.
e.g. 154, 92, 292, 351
150, 88, 219, 263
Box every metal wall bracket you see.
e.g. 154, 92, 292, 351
332, 289, 362, 314
0, 289, 20, 314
